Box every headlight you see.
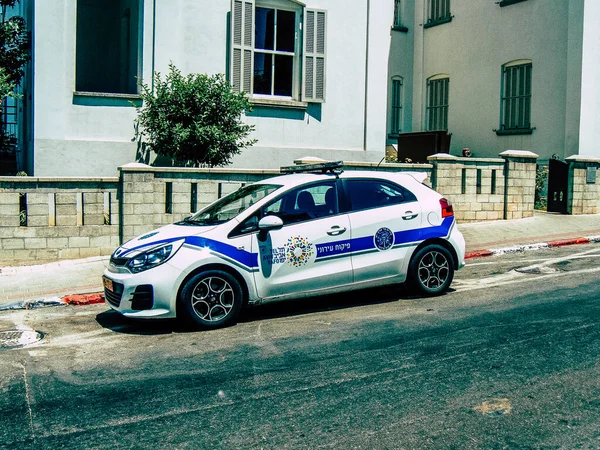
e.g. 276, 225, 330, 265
125, 240, 183, 273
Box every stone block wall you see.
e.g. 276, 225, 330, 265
428, 150, 538, 223
0, 178, 119, 263
566, 156, 600, 215
500, 150, 538, 220
0, 152, 577, 264
428, 154, 506, 222
118, 164, 280, 242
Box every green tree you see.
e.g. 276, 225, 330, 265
0, 0, 29, 95
136, 65, 257, 167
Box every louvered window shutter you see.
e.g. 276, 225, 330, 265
303, 9, 327, 103
231, 0, 254, 93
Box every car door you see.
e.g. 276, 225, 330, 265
344, 178, 422, 283
251, 180, 353, 299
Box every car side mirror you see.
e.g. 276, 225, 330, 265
257, 216, 283, 241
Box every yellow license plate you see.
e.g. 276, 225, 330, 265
102, 276, 114, 292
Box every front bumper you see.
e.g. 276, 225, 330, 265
102, 262, 183, 319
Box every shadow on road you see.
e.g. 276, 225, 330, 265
95, 284, 451, 335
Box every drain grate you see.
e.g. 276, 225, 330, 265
0, 330, 44, 349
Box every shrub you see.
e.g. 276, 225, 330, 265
136, 64, 257, 167
535, 164, 548, 210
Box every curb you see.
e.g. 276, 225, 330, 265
62, 293, 105, 306
465, 235, 600, 260
0, 292, 105, 311
3, 236, 600, 310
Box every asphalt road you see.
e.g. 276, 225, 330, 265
2, 244, 600, 449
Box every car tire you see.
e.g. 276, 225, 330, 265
408, 244, 455, 296
180, 270, 243, 329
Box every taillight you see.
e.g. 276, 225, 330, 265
440, 198, 453, 218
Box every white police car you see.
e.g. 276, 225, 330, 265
103, 162, 465, 328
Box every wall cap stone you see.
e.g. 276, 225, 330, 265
293, 156, 328, 165
344, 161, 433, 170
0, 176, 119, 183
499, 150, 539, 159
565, 155, 600, 164
428, 154, 503, 164
119, 165, 280, 176
428, 153, 457, 161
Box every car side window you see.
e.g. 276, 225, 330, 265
345, 179, 416, 212
263, 181, 338, 226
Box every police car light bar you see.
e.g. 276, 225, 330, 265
280, 161, 344, 174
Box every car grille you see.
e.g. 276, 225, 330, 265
104, 282, 124, 307
110, 256, 128, 267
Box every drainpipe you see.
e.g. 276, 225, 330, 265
363, 0, 370, 150
503, 159, 509, 220
151, 0, 156, 93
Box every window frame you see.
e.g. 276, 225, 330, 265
390, 76, 403, 136
497, 60, 533, 135
424, 0, 452, 29
75, 0, 143, 96
252, 2, 302, 100
232, 180, 342, 236
230, 0, 327, 104
426, 75, 449, 131
392, 0, 408, 32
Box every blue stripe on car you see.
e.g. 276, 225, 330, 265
118, 217, 454, 270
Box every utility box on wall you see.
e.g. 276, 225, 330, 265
397, 131, 451, 163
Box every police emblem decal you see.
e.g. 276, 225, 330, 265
374, 227, 394, 251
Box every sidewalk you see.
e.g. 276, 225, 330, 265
0, 211, 599, 308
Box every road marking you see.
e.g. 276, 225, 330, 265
456, 247, 600, 291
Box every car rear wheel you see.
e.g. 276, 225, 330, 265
408, 244, 454, 296
180, 270, 243, 329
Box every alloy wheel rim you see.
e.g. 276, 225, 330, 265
418, 251, 449, 290
191, 277, 235, 322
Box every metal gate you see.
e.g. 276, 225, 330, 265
547, 158, 569, 213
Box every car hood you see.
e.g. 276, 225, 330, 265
113, 223, 217, 258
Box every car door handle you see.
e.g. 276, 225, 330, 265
402, 211, 418, 220
327, 225, 347, 236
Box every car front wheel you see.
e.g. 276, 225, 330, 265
408, 244, 454, 296
180, 270, 243, 329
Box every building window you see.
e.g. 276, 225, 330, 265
76, 0, 142, 95
498, 60, 532, 135
231, 0, 327, 103
425, 0, 452, 28
426, 76, 449, 131
254, 7, 296, 97
390, 77, 403, 135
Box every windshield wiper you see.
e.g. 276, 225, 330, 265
176, 217, 208, 226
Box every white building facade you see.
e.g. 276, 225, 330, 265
9, 0, 600, 176
26, 0, 394, 176
386, 0, 600, 162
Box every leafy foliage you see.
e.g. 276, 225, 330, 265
136, 65, 256, 167
0, 0, 30, 91
0, 67, 15, 100
535, 164, 548, 210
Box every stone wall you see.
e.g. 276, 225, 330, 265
428, 155, 506, 222
0, 178, 119, 263
566, 156, 600, 214
0, 152, 581, 265
428, 150, 538, 222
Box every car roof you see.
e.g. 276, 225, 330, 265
258, 170, 427, 187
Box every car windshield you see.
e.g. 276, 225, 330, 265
177, 183, 281, 226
